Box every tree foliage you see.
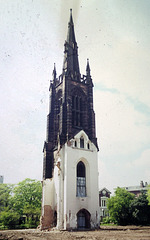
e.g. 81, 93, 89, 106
0, 184, 13, 211
0, 178, 42, 229
12, 178, 42, 215
130, 192, 150, 225
147, 185, 150, 205
0, 210, 20, 229
107, 187, 134, 225
107, 187, 150, 226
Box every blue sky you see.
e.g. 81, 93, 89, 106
0, 0, 150, 193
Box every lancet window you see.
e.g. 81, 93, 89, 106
77, 161, 86, 197
72, 96, 82, 127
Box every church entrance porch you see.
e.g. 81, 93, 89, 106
77, 209, 91, 229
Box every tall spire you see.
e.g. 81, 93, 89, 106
67, 9, 76, 44
62, 9, 80, 80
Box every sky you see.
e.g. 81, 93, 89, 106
1, 0, 150, 194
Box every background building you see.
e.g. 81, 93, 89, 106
0, 176, 4, 184
122, 181, 149, 197
99, 188, 111, 221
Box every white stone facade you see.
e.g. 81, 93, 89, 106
42, 130, 100, 230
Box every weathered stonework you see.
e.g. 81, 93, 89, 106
41, 205, 54, 230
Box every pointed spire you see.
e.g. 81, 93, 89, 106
86, 59, 93, 86
52, 63, 57, 82
62, 10, 80, 80
86, 58, 91, 75
67, 9, 76, 44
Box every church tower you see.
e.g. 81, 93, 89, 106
41, 9, 100, 230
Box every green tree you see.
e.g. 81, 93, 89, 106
107, 187, 134, 225
0, 210, 20, 229
11, 178, 42, 228
0, 184, 13, 211
0, 184, 18, 229
130, 192, 150, 225
0, 179, 42, 229
147, 185, 150, 205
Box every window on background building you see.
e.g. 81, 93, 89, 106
77, 161, 86, 197
101, 200, 106, 207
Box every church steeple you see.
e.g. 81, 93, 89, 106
41, 10, 99, 231
63, 9, 80, 80
67, 9, 76, 44
43, 9, 98, 178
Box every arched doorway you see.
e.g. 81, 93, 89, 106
77, 209, 91, 229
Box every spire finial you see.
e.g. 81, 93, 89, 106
70, 9, 72, 18
86, 58, 90, 73
69, 8, 73, 25
86, 58, 93, 85
52, 63, 56, 81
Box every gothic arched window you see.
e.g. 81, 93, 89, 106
77, 161, 86, 197
72, 95, 82, 127
80, 137, 84, 148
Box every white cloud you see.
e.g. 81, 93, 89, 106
123, 149, 150, 186
95, 90, 150, 158
95, 89, 150, 192
0, 124, 43, 183
132, 149, 150, 168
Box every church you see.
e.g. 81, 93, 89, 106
41, 9, 100, 230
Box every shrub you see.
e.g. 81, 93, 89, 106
0, 210, 20, 229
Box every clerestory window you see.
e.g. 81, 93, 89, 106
77, 161, 86, 197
